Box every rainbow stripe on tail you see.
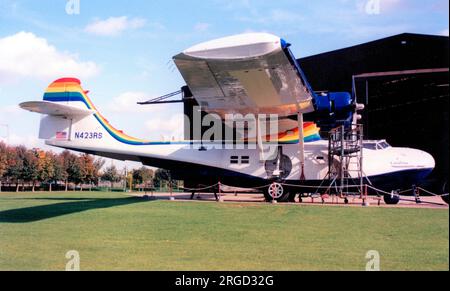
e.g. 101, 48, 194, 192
43, 78, 156, 145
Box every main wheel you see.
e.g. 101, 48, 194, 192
263, 183, 291, 202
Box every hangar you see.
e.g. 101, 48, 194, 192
298, 33, 449, 192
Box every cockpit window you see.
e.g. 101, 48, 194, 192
363, 143, 378, 150
379, 141, 391, 149
364, 141, 391, 150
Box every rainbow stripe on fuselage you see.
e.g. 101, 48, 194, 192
43, 78, 322, 146
276, 122, 321, 144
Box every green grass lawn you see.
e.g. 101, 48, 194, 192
0, 191, 448, 271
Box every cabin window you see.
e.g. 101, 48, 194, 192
230, 156, 239, 164
230, 156, 250, 165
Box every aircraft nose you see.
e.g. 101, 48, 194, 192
416, 150, 436, 169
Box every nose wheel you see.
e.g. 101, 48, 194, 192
383, 192, 400, 205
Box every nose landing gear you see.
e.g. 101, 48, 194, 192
383, 191, 400, 205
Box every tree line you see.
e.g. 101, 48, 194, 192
0, 142, 174, 192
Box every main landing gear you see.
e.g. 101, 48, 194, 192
263, 183, 296, 203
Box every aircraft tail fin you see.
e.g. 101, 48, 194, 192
20, 78, 150, 145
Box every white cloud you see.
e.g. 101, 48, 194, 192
0, 134, 42, 148
145, 114, 185, 141
0, 31, 99, 83
356, 0, 409, 14
85, 16, 147, 36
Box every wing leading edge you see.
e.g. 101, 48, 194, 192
173, 33, 316, 118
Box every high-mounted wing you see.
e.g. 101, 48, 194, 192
173, 33, 316, 118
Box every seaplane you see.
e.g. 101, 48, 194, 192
20, 33, 437, 203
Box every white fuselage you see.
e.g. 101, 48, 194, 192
47, 137, 435, 191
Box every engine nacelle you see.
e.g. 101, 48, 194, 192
312, 92, 356, 131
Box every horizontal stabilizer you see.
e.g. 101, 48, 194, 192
19, 101, 95, 118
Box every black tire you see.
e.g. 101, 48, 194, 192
384, 193, 400, 205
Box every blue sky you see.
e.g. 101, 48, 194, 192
0, 0, 448, 159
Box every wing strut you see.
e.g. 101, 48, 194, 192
297, 112, 306, 181
257, 117, 265, 161
138, 90, 195, 105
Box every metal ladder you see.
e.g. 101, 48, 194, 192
327, 125, 364, 199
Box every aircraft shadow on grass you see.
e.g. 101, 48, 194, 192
0, 197, 149, 223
